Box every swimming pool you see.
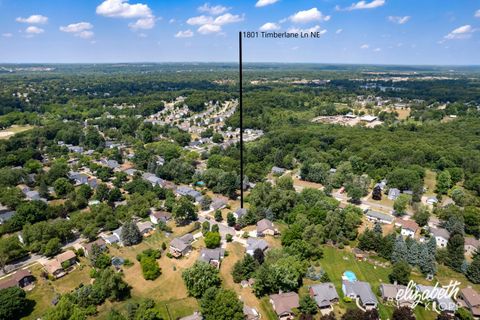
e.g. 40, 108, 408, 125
343, 271, 357, 282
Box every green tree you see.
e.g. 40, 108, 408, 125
200, 287, 244, 320
466, 254, 480, 283
447, 232, 465, 272
204, 232, 221, 249
182, 262, 221, 298
120, 221, 142, 246
299, 295, 318, 315
0, 287, 30, 320
436, 171, 452, 195
393, 194, 410, 216
389, 261, 411, 286
172, 197, 197, 225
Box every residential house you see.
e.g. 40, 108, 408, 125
176, 186, 203, 202
198, 248, 225, 268
149, 211, 172, 224
256, 218, 277, 237
458, 287, 480, 318
0, 269, 35, 290
309, 283, 339, 312
170, 234, 194, 258
124, 168, 138, 176
465, 237, 480, 256
416, 285, 457, 314
246, 238, 269, 256
82, 239, 107, 257
102, 226, 123, 245
395, 219, 420, 238
43, 250, 77, 278
271, 166, 286, 176
210, 197, 228, 211
342, 280, 378, 310
233, 208, 247, 220
0, 205, 15, 224
68, 171, 89, 185
388, 188, 401, 200
427, 197, 438, 205
269, 292, 299, 320
365, 210, 394, 225
136, 221, 154, 236
142, 172, 165, 187
379, 283, 414, 308
431, 228, 450, 248
103, 159, 120, 170
243, 305, 260, 320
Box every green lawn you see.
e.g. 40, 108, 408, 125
318, 246, 437, 320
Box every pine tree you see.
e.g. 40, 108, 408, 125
447, 232, 465, 272
406, 242, 421, 266
419, 245, 437, 276
427, 236, 437, 256
391, 236, 408, 264
372, 185, 382, 201
466, 254, 480, 283
121, 220, 142, 246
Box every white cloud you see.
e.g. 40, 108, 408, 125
60, 22, 94, 39
444, 25, 475, 40
198, 3, 229, 15
96, 0, 156, 30
388, 16, 410, 24
175, 29, 194, 38
213, 13, 243, 25
2, 33, 13, 38
16, 15, 48, 24
288, 25, 327, 35
374, 47, 381, 52
360, 44, 369, 49
259, 22, 280, 31
255, 0, 279, 8
475, 10, 480, 18
25, 26, 44, 34
342, 0, 385, 11
336, 28, 343, 34
198, 24, 222, 34
169, 18, 176, 24
290, 8, 330, 24
187, 15, 214, 26
188, 12, 243, 35
129, 16, 155, 30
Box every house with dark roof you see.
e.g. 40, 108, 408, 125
0, 205, 15, 224
176, 186, 203, 202
269, 292, 299, 320
309, 283, 339, 312
416, 285, 457, 314
210, 197, 228, 211
0, 269, 34, 290
342, 280, 378, 310
198, 248, 225, 268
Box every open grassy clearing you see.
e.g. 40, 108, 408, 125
0, 125, 34, 139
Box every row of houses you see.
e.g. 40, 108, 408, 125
268, 278, 480, 319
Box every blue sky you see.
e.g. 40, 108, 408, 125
0, 0, 479, 64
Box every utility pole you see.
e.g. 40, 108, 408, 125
239, 31, 244, 209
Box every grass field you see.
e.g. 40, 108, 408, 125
0, 125, 34, 139
317, 246, 437, 320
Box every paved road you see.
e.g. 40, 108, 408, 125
0, 237, 84, 278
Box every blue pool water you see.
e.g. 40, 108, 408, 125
343, 271, 357, 282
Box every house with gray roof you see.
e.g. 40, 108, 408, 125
416, 285, 457, 314
68, 171, 88, 185
246, 238, 269, 256
379, 283, 414, 308
388, 188, 401, 200
0, 205, 15, 224
176, 186, 203, 202
142, 173, 165, 187
342, 280, 378, 310
431, 228, 450, 248
309, 283, 339, 311
269, 292, 299, 320
210, 197, 228, 211
170, 234, 194, 258
198, 248, 225, 268
271, 166, 286, 175
257, 218, 277, 236
234, 208, 247, 220
365, 210, 394, 224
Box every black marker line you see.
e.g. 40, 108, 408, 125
239, 31, 244, 209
